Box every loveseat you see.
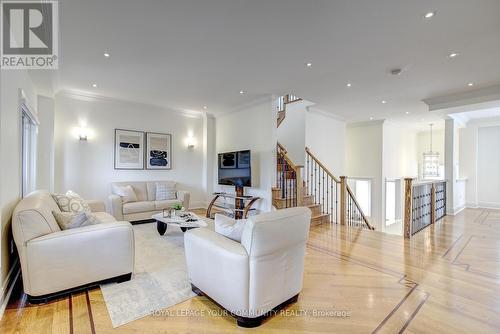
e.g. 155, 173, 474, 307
12, 190, 135, 302
109, 181, 190, 221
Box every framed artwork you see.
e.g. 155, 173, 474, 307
146, 132, 172, 170
114, 129, 145, 170
220, 152, 237, 169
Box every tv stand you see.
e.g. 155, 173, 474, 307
207, 187, 260, 220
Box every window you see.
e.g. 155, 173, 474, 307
21, 102, 38, 197
348, 178, 372, 217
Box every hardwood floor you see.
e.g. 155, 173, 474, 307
1, 208, 500, 333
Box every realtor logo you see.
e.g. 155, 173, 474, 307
1, 0, 58, 69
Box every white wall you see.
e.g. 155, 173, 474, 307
277, 101, 307, 165
346, 121, 384, 229
477, 125, 500, 208
383, 121, 418, 179
305, 110, 346, 175
54, 92, 206, 208
459, 118, 500, 209
215, 99, 275, 212
0, 70, 38, 286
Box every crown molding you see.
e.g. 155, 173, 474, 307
307, 107, 346, 121
215, 95, 273, 118
56, 89, 204, 118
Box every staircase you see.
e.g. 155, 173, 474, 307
273, 143, 330, 226
272, 142, 374, 230
275, 94, 302, 128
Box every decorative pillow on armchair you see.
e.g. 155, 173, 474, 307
214, 214, 247, 242
156, 183, 177, 201
53, 211, 101, 230
51, 190, 90, 213
112, 185, 138, 203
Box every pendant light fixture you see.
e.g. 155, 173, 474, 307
422, 124, 440, 178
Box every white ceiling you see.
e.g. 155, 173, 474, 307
47, 0, 500, 122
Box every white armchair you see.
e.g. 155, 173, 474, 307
184, 207, 311, 327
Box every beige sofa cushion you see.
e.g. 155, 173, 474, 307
123, 201, 155, 214
155, 199, 182, 210
112, 185, 137, 203
112, 181, 148, 201
146, 181, 176, 201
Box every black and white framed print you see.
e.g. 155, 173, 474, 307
219, 152, 237, 169
237, 150, 251, 168
114, 129, 145, 170
146, 132, 172, 170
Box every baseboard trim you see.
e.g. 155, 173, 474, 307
0, 259, 20, 320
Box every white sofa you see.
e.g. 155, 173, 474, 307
184, 207, 311, 327
12, 190, 135, 302
109, 181, 190, 222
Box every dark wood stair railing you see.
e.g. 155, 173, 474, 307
305, 147, 374, 230
275, 143, 303, 209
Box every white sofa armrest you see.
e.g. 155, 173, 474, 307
184, 228, 249, 315
108, 194, 124, 220
177, 190, 190, 209
25, 221, 134, 296
86, 199, 106, 213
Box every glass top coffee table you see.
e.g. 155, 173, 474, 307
152, 212, 208, 235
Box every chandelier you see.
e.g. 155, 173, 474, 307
422, 124, 439, 178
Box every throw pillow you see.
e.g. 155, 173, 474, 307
214, 214, 247, 242
113, 185, 138, 203
53, 211, 100, 230
51, 190, 90, 213
156, 183, 177, 201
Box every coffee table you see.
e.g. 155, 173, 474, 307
152, 212, 208, 235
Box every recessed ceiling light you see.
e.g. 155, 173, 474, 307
381, 100, 387, 104
467, 82, 474, 87
448, 52, 459, 58
346, 83, 352, 87
239, 90, 245, 94
92, 83, 97, 88
424, 11, 436, 19
369, 117, 374, 121
104, 52, 110, 57
306, 62, 312, 68
202, 105, 208, 110
405, 111, 410, 114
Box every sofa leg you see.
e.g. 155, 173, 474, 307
116, 273, 132, 283
236, 316, 263, 328
191, 284, 204, 296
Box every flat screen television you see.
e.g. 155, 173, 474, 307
218, 150, 251, 187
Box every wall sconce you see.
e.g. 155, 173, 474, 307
78, 127, 89, 141
186, 136, 196, 149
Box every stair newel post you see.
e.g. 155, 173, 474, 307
403, 178, 414, 238
340, 176, 347, 225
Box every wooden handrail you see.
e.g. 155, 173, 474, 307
345, 183, 375, 230
305, 147, 340, 183
277, 142, 301, 172
277, 142, 287, 154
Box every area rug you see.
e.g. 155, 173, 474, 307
100, 221, 212, 327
